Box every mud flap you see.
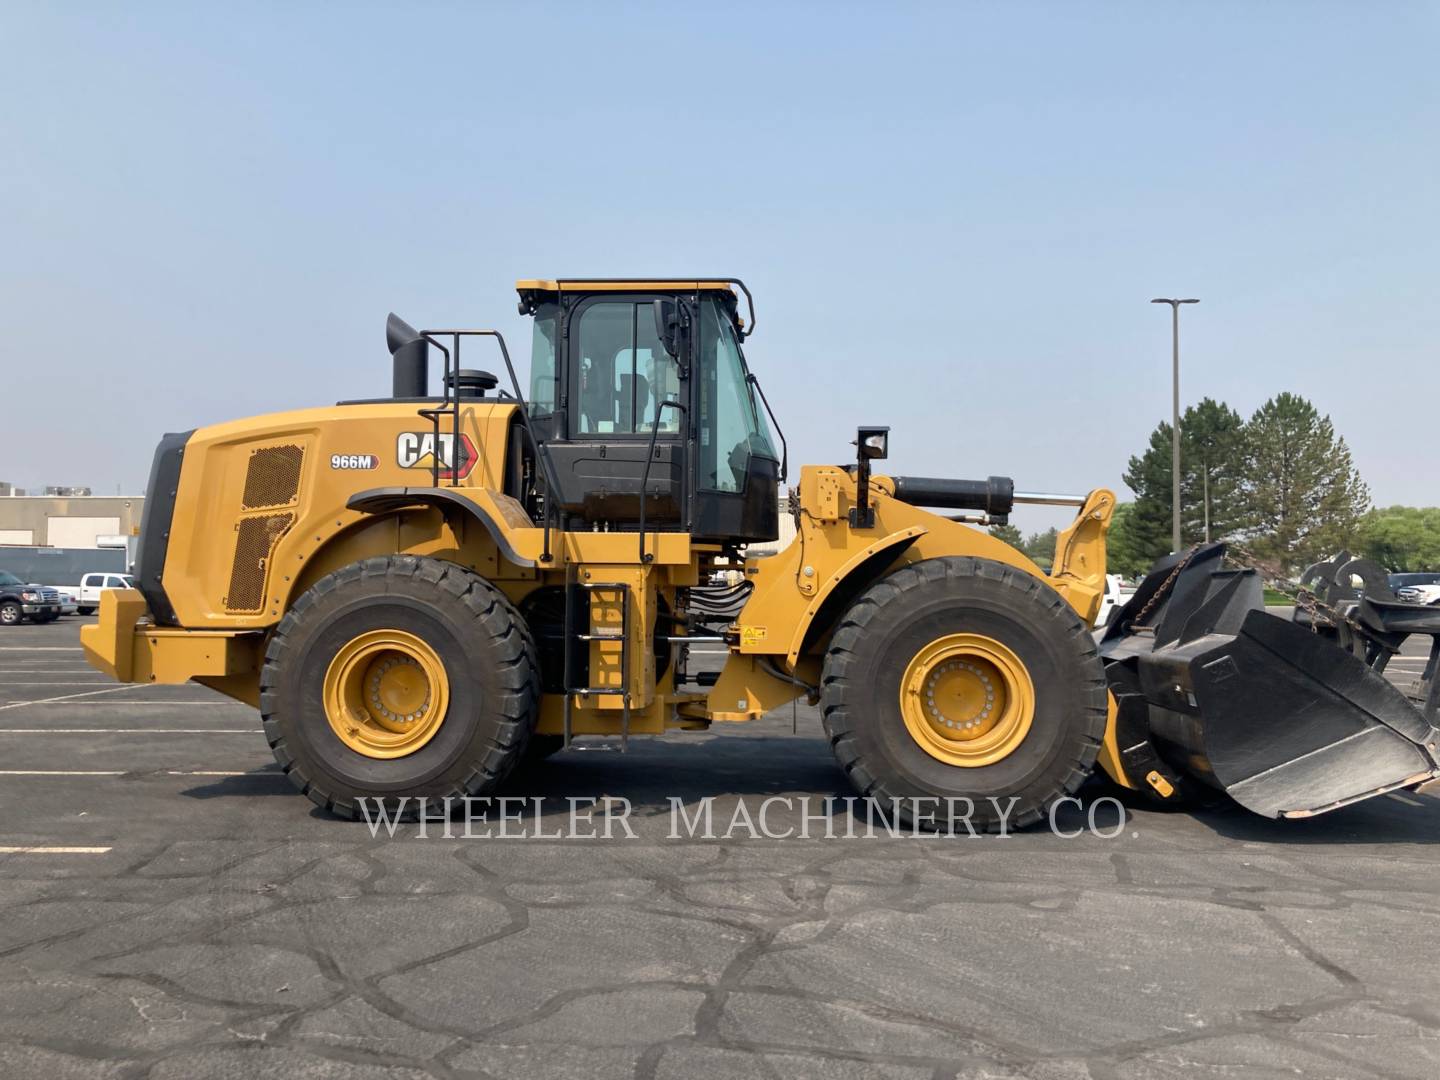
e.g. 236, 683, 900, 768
1100, 545, 1440, 819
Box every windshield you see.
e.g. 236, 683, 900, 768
0, 571, 22, 587
697, 299, 775, 492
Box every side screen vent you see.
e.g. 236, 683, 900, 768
227, 443, 306, 613
226, 513, 294, 613
242, 444, 304, 510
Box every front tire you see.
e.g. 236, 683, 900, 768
260, 555, 541, 819
821, 556, 1107, 832
0, 602, 21, 627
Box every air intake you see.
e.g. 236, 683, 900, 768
227, 443, 306, 612
241, 445, 304, 510
226, 513, 293, 612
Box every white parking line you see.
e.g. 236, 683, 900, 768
0, 686, 141, 712
0, 729, 260, 734
0, 846, 111, 854
0, 769, 265, 777
0, 647, 82, 652
10, 701, 246, 706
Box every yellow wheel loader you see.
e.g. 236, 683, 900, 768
82, 279, 1440, 829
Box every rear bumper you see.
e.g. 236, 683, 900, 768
81, 588, 260, 688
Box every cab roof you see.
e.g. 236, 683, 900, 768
515, 278, 754, 338
515, 279, 738, 294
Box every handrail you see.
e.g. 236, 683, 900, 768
637, 399, 688, 565
420, 328, 563, 563
417, 333, 459, 489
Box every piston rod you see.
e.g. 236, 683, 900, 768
1012, 491, 1088, 507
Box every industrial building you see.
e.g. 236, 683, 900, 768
0, 490, 145, 548
0, 489, 145, 583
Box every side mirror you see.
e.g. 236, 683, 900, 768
652, 298, 685, 359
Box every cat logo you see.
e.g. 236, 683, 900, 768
396, 431, 478, 481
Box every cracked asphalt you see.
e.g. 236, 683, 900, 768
1, 615, 1438, 1079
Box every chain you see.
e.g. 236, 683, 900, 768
1128, 544, 1204, 631
1129, 541, 1372, 648
1222, 541, 1370, 645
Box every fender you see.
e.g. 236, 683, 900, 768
777, 526, 927, 667
347, 487, 535, 569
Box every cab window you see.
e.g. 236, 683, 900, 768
528, 302, 559, 417
572, 301, 681, 436
697, 299, 775, 492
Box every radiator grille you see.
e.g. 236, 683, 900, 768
241, 445, 304, 510
226, 513, 294, 612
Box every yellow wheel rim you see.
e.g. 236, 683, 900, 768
899, 632, 1035, 767
322, 629, 450, 759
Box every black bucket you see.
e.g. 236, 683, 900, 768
1100, 546, 1440, 818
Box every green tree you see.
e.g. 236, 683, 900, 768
1121, 397, 1247, 561
1120, 421, 1176, 563
1106, 502, 1156, 579
987, 522, 1023, 549
1022, 527, 1059, 571
1178, 398, 1247, 543
1241, 393, 1369, 570
1356, 506, 1440, 571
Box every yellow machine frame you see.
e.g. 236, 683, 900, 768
83, 413, 1115, 741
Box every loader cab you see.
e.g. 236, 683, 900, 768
517, 280, 780, 545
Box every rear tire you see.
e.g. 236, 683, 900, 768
821, 556, 1107, 832
260, 555, 541, 819
77, 607, 95, 616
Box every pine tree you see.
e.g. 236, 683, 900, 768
1106, 502, 1157, 578
1121, 398, 1247, 560
1120, 422, 1176, 561
1023, 528, 1059, 571
987, 522, 1023, 549
1240, 393, 1369, 570
1178, 398, 1247, 543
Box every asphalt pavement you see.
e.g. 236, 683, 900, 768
0, 615, 1438, 1079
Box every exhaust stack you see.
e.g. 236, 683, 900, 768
387, 313, 428, 398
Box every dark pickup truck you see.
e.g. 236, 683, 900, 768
0, 570, 62, 626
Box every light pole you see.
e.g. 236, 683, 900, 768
1151, 297, 1199, 553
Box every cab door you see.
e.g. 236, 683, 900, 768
544, 295, 689, 527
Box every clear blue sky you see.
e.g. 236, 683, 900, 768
3, 2, 1435, 531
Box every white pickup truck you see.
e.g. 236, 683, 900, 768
1093, 573, 1137, 630
1389, 572, 1440, 606
75, 571, 138, 616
